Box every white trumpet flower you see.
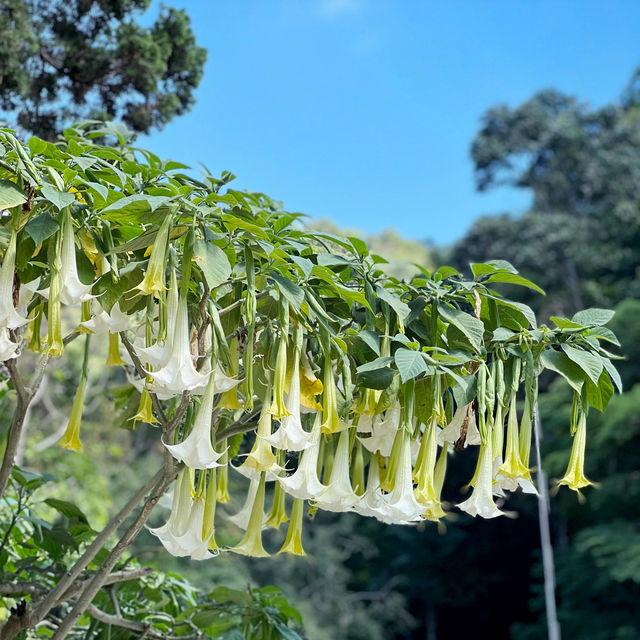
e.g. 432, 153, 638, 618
438, 405, 481, 447
17, 277, 40, 317
145, 298, 209, 395
58, 213, 94, 305
265, 356, 313, 451
358, 406, 401, 457
227, 477, 267, 530
163, 372, 225, 469
383, 430, 424, 523
279, 415, 326, 500
80, 301, 133, 335
354, 458, 394, 522
0, 327, 20, 361
457, 442, 505, 519
0, 231, 29, 329
148, 471, 193, 554
315, 429, 361, 512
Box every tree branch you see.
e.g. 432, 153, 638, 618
0, 469, 166, 640
49, 462, 178, 640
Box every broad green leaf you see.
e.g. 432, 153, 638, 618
44, 498, 89, 524
100, 194, 173, 221
358, 329, 380, 355
585, 369, 614, 412
193, 241, 232, 289
550, 316, 584, 330
376, 286, 410, 321
394, 348, 429, 383
561, 344, 604, 385
540, 349, 586, 393
0, 179, 27, 209
356, 357, 395, 390
40, 185, 76, 210
602, 357, 623, 393
484, 271, 545, 294
348, 235, 369, 257
24, 214, 59, 244
439, 304, 485, 352
571, 308, 615, 327
587, 326, 620, 346
270, 273, 305, 308
492, 327, 516, 342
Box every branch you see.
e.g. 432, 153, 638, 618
215, 409, 260, 443
0, 362, 31, 498
0, 470, 167, 640
0, 583, 45, 596
87, 604, 161, 638
119, 333, 167, 425
165, 391, 191, 436
49, 464, 178, 640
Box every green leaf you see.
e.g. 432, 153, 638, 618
194, 241, 232, 289
540, 349, 586, 393
585, 369, 614, 412
561, 344, 604, 385
100, 194, 173, 221
24, 214, 59, 244
356, 357, 395, 390
484, 271, 545, 294
376, 286, 410, 321
358, 330, 380, 356
40, 185, 76, 210
394, 348, 429, 383
270, 273, 305, 308
602, 357, 623, 393
347, 236, 369, 257
273, 622, 303, 640
492, 327, 516, 342
44, 498, 89, 524
571, 308, 615, 327
0, 179, 27, 209
438, 304, 485, 352
587, 326, 620, 346
550, 316, 584, 330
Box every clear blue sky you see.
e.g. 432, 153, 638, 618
140, 0, 640, 246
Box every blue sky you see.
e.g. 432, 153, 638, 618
141, 0, 640, 246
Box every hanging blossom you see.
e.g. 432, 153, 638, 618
0, 231, 29, 360
148, 470, 214, 560
314, 428, 361, 512
438, 404, 481, 447
235, 384, 285, 481
457, 440, 505, 519
228, 476, 266, 530
354, 455, 394, 522
231, 473, 270, 557
266, 343, 314, 451
163, 371, 225, 469
358, 405, 402, 457
80, 301, 133, 334
383, 429, 424, 524
279, 413, 327, 500
144, 296, 209, 396
40, 211, 94, 306
556, 407, 594, 495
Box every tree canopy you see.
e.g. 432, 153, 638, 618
0, 120, 622, 638
0, 1, 206, 140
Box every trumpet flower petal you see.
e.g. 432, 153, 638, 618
163, 372, 225, 469
0, 231, 29, 329
457, 442, 505, 519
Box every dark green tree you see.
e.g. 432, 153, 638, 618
0, 0, 206, 140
